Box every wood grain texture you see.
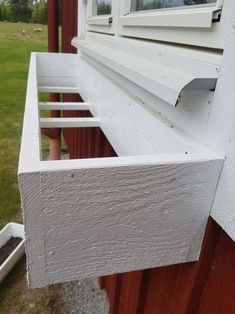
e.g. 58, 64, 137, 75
19, 158, 221, 287
138, 218, 221, 314
18, 172, 47, 287
197, 229, 235, 314
117, 271, 144, 314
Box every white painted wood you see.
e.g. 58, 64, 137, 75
87, 16, 112, 26
40, 117, 100, 128
19, 172, 47, 287
117, 0, 228, 49
119, 7, 218, 28
39, 102, 92, 111
86, 0, 120, 35
18, 52, 224, 288
78, 0, 235, 241
36, 52, 79, 92
207, 7, 235, 241
76, 37, 219, 107
75, 53, 218, 157
18, 53, 41, 172
78, 32, 222, 68
38, 87, 80, 94
40, 158, 222, 286
19, 156, 222, 288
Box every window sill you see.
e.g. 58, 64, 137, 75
119, 6, 221, 28
73, 35, 221, 107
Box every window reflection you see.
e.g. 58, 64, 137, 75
131, 0, 216, 12
95, 0, 112, 15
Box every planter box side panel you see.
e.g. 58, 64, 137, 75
18, 172, 47, 288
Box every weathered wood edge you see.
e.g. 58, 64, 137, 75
18, 171, 47, 288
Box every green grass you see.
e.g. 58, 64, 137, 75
0, 22, 47, 228
0, 22, 63, 314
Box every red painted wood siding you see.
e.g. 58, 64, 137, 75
100, 218, 235, 314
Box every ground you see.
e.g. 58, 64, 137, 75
0, 22, 107, 314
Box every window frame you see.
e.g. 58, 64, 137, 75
118, 0, 225, 49
85, 0, 225, 49
87, 0, 119, 34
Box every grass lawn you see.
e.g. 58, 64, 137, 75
0, 21, 61, 313
0, 21, 48, 228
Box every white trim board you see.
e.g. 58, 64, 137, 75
18, 52, 223, 288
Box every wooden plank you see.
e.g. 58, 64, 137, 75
186, 217, 221, 313
208, 6, 235, 240
38, 86, 80, 93
117, 271, 144, 314
135, 218, 221, 314
40, 117, 100, 128
103, 275, 122, 314
18, 172, 46, 287
197, 229, 235, 313
39, 102, 91, 111
21, 158, 222, 287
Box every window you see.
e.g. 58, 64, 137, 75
94, 0, 112, 15
119, 0, 224, 49
85, 0, 224, 48
87, 0, 117, 34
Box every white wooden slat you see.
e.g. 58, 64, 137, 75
40, 117, 100, 128
38, 87, 80, 93
37, 77, 78, 89
39, 102, 91, 111
18, 53, 46, 287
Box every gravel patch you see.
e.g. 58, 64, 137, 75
51, 279, 108, 314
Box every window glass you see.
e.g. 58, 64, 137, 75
131, 0, 217, 12
94, 0, 112, 15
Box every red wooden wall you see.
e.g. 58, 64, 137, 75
100, 218, 235, 314
57, 1, 235, 313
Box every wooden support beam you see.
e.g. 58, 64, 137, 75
39, 102, 91, 111
38, 87, 80, 94
40, 117, 101, 128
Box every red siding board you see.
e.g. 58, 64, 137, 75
117, 271, 144, 314
197, 230, 235, 314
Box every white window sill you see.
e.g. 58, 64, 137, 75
120, 6, 221, 28
72, 35, 221, 107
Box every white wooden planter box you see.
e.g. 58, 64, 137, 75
0, 223, 25, 284
18, 52, 224, 288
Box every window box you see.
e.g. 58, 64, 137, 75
18, 52, 223, 288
